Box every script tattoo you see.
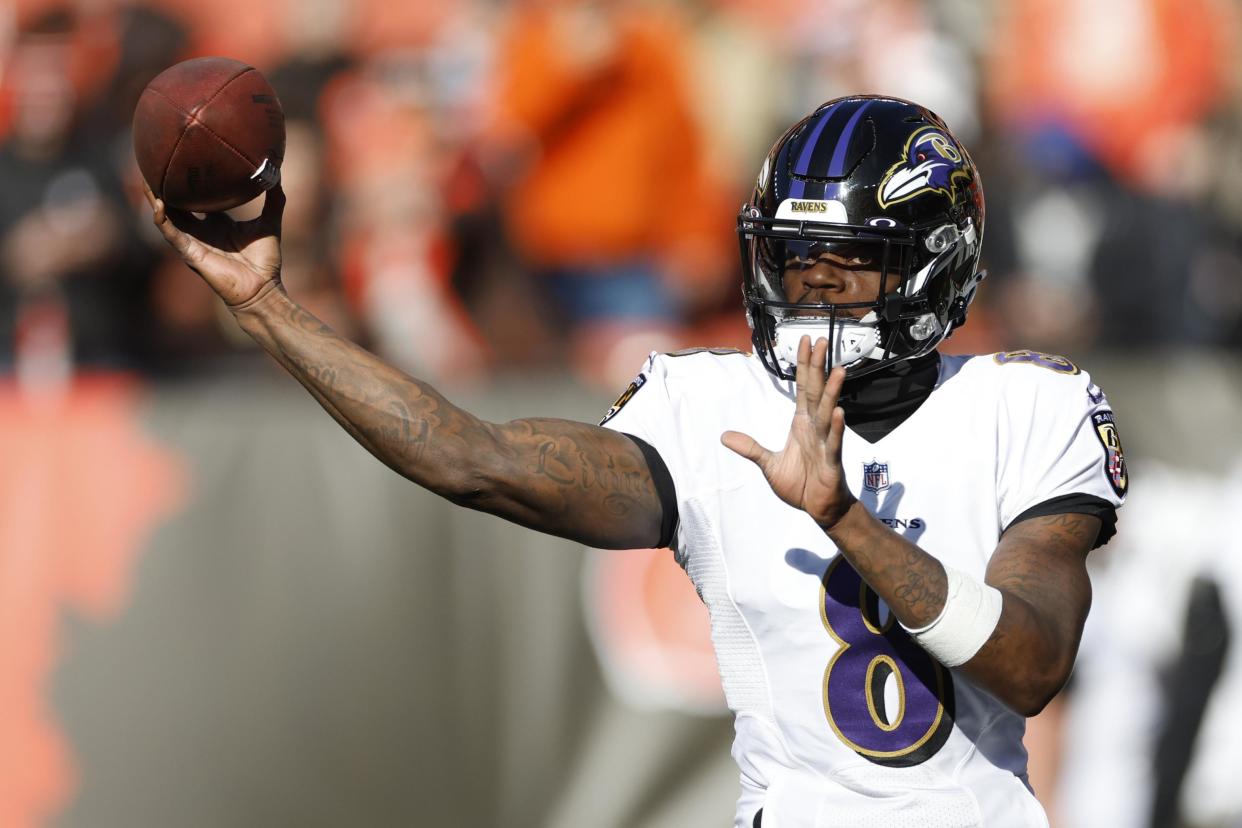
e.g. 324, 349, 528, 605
490, 418, 662, 539
531, 440, 647, 497
536, 441, 576, 486
891, 547, 945, 618
829, 520, 949, 629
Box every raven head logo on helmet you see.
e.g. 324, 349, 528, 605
877, 126, 973, 208
737, 95, 986, 381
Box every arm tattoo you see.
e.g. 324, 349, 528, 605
985, 513, 1096, 640
824, 503, 1099, 714
827, 514, 949, 629
486, 418, 662, 542
965, 511, 1098, 712
234, 290, 664, 549
891, 546, 944, 616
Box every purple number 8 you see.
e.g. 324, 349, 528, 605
821, 557, 955, 766
992, 350, 1080, 374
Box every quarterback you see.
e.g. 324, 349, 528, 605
146, 96, 1126, 827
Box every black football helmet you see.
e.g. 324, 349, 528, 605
738, 95, 986, 380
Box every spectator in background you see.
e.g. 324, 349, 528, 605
320, 60, 489, 382
272, 119, 355, 338
264, 1, 359, 343
82, 3, 250, 374
266, 0, 355, 126
77, 4, 188, 154
485, 0, 734, 387
0, 8, 152, 383
1191, 78, 1242, 348
986, 0, 1242, 352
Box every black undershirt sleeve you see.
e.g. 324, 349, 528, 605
1005, 492, 1118, 549
621, 433, 679, 549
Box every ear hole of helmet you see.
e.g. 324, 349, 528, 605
923, 223, 960, 255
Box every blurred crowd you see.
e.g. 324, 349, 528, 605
0, 0, 1239, 393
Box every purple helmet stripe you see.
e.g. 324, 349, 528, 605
793, 102, 842, 176
827, 100, 873, 177
788, 102, 841, 199
787, 150, 806, 199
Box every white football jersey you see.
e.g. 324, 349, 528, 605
601, 349, 1127, 828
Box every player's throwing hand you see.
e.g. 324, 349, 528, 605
143, 182, 285, 308
722, 335, 857, 529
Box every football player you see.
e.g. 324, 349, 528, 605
145, 95, 1126, 827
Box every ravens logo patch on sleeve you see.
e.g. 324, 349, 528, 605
599, 374, 647, 425
1092, 410, 1128, 497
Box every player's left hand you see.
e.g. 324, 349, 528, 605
722, 336, 857, 528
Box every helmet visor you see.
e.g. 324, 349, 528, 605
745, 220, 915, 312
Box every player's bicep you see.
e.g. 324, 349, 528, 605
987, 513, 1099, 661
477, 417, 669, 549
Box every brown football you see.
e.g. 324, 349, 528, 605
133, 57, 285, 213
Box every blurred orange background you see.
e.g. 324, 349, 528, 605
1, 1, 1241, 826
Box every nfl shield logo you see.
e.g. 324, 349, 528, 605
863, 461, 890, 493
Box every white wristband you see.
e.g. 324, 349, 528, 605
901, 564, 1003, 667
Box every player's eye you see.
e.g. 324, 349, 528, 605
827, 247, 876, 269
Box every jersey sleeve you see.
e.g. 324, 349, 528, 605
598, 353, 682, 547
995, 359, 1128, 537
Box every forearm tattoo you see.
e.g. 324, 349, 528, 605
890, 546, 947, 622
236, 293, 663, 548
826, 510, 949, 629
826, 507, 1098, 713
